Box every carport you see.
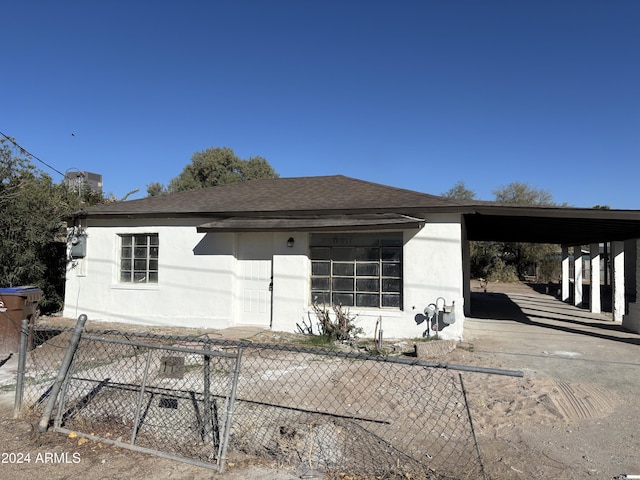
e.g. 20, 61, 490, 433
461, 203, 640, 333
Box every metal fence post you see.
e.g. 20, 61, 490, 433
131, 349, 153, 445
217, 347, 243, 473
202, 342, 213, 444
38, 314, 87, 432
459, 373, 488, 480
13, 318, 30, 418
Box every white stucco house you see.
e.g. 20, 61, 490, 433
63, 175, 640, 338
63, 175, 473, 340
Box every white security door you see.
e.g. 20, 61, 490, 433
237, 233, 273, 327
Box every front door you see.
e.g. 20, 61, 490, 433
237, 233, 273, 327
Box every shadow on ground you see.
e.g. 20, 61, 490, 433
469, 284, 640, 347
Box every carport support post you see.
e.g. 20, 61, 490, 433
612, 241, 625, 322
590, 243, 601, 313
561, 246, 570, 302
573, 246, 583, 307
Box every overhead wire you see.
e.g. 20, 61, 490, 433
0, 130, 66, 177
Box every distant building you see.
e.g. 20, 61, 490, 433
65, 171, 103, 195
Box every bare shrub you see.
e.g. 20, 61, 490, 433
311, 302, 363, 343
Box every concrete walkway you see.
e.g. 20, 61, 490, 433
209, 325, 269, 341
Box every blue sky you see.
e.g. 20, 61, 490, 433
3, 1, 639, 208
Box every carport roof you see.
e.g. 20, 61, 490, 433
462, 204, 640, 245
79, 175, 640, 245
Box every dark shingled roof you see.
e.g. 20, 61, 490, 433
79, 174, 640, 245
82, 175, 466, 217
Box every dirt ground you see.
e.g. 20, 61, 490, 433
450, 281, 640, 480
0, 281, 638, 479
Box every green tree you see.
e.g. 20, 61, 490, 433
0, 138, 108, 313
491, 182, 560, 281
146, 181, 167, 197
441, 180, 476, 200
492, 181, 554, 205
439, 181, 507, 280
442, 180, 562, 282
148, 147, 279, 196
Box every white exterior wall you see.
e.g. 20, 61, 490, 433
401, 214, 465, 340
63, 218, 237, 328
64, 214, 465, 340
623, 239, 640, 333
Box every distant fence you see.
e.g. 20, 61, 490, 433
13, 318, 523, 479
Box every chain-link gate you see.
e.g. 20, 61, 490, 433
15, 318, 523, 479
56, 337, 241, 469
20, 318, 242, 472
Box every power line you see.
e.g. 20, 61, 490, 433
0, 131, 66, 177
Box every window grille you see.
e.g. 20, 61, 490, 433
310, 233, 402, 309
119, 233, 159, 283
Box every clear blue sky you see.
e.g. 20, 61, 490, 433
3, 1, 639, 208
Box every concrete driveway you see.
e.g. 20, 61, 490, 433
459, 282, 640, 479
465, 282, 639, 393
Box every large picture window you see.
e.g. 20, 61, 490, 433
119, 234, 159, 283
310, 232, 402, 309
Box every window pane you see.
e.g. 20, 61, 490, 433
149, 234, 159, 246
148, 272, 158, 283
121, 259, 131, 271
120, 271, 131, 282
121, 236, 132, 247
382, 263, 401, 277
310, 247, 331, 260
149, 259, 158, 271
133, 272, 147, 282
333, 247, 354, 261
332, 278, 354, 291
382, 278, 401, 292
333, 263, 354, 276
311, 291, 330, 304
382, 294, 401, 308
134, 235, 148, 246
312, 262, 330, 275
354, 247, 378, 261
356, 262, 379, 276
149, 246, 159, 258
134, 259, 147, 270
121, 247, 132, 259
356, 293, 379, 307
311, 277, 330, 290
382, 247, 402, 261
333, 293, 354, 306
356, 278, 379, 292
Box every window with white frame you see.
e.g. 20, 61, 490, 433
119, 234, 159, 283
310, 232, 402, 309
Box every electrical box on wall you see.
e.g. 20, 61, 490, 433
70, 235, 87, 258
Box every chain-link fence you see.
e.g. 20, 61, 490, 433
13, 319, 522, 479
